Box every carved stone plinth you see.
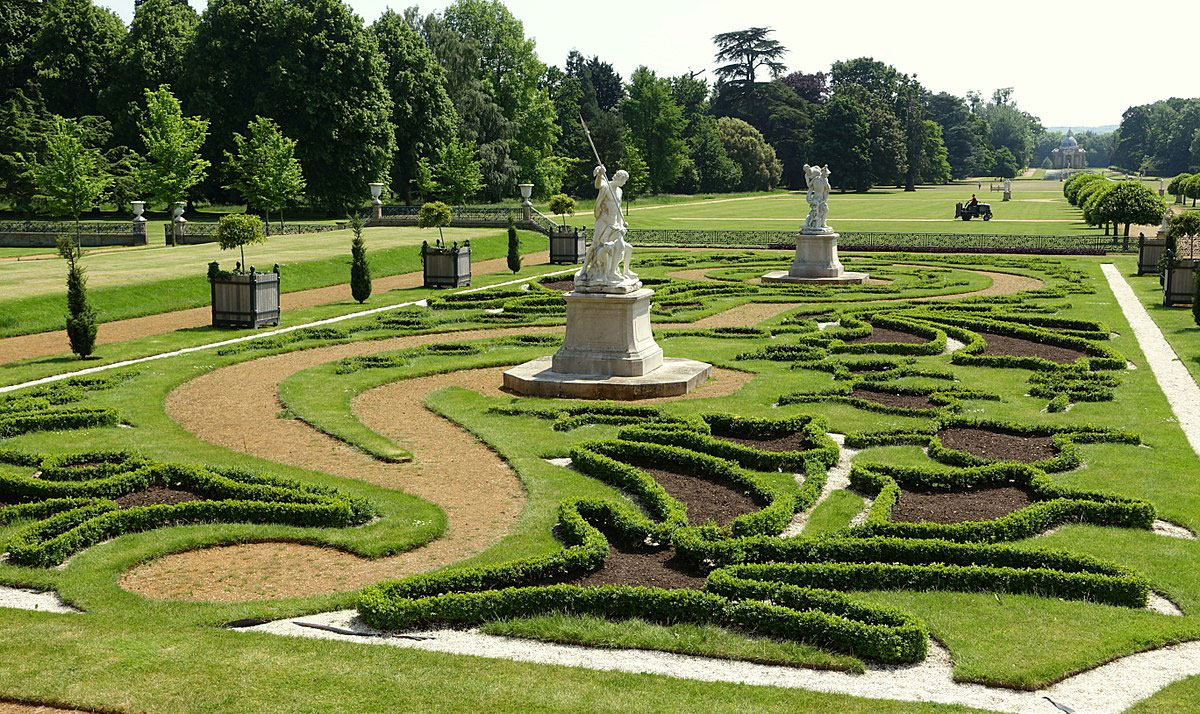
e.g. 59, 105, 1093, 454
503, 288, 712, 399
761, 231, 868, 285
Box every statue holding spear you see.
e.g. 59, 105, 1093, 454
576, 116, 637, 290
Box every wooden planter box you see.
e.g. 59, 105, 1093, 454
1162, 259, 1198, 306
209, 264, 281, 328
422, 240, 471, 288
550, 226, 586, 264
1138, 237, 1166, 275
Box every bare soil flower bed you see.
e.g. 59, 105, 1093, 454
115, 487, 206, 509
541, 279, 576, 292
891, 485, 1036, 524
849, 389, 935, 409
566, 544, 706, 590
643, 467, 763, 526
845, 327, 929, 345
714, 432, 812, 452
937, 427, 1056, 463
977, 331, 1085, 364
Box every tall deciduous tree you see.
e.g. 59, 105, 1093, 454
224, 116, 306, 226
187, 0, 394, 211
32, 117, 111, 229
0, 0, 43, 96
104, 0, 199, 148
30, 0, 125, 118
690, 116, 741, 193
421, 138, 483, 205
918, 120, 952, 185
1091, 181, 1167, 237
717, 117, 781, 191
372, 11, 457, 204
712, 27, 787, 85
621, 67, 686, 194
813, 95, 872, 192
136, 85, 210, 210
991, 146, 1020, 179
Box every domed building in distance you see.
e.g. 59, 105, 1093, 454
1051, 129, 1087, 169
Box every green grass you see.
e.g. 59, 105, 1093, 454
802, 489, 865, 536
481, 614, 866, 673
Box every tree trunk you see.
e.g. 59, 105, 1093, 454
1124, 223, 1131, 237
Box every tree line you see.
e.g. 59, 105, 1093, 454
0, 0, 1129, 216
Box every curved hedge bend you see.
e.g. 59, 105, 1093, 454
0, 450, 374, 567
358, 415, 1152, 666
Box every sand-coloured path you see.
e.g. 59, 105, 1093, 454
125, 327, 750, 601
0, 252, 549, 366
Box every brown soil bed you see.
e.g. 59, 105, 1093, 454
844, 327, 929, 345
540, 279, 575, 292
977, 331, 1085, 364
849, 388, 935, 409
115, 487, 206, 509
714, 432, 811, 453
890, 485, 1036, 524
643, 467, 762, 526
566, 544, 705, 590
937, 427, 1056, 463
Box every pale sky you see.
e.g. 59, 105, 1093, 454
100, 0, 1187, 128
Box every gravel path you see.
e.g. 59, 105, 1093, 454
0, 585, 77, 614
243, 609, 1200, 714
0, 252, 552, 366
1101, 263, 1200, 459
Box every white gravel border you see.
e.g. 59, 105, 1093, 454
242, 610, 1200, 714
1102, 263, 1200, 458
0, 585, 78, 614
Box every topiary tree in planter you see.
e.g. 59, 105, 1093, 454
349, 212, 372, 303
215, 213, 266, 272
548, 193, 575, 226
417, 201, 452, 243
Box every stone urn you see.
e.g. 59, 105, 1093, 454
369, 182, 384, 222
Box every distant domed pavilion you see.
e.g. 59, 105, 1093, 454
1051, 130, 1087, 170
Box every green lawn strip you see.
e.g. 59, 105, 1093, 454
0, 229, 546, 338
1127, 674, 1200, 713
803, 490, 865, 536
1116, 254, 1200, 386
862, 589, 1199, 690
481, 614, 866, 673
0, 613, 990, 714
0, 260, 571, 387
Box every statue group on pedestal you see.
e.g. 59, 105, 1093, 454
576, 165, 639, 291
802, 164, 832, 234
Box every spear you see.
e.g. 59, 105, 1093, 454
579, 114, 603, 167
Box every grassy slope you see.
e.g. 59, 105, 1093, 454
0, 227, 537, 338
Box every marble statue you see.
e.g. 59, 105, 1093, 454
802, 164, 832, 234
576, 165, 639, 291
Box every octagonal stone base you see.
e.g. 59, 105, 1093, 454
761, 270, 870, 285
503, 357, 712, 400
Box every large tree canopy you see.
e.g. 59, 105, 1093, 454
31, 0, 125, 118
712, 27, 787, 85
621, 67, 686, 194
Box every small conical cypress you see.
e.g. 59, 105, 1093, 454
506, 213, 521, 274
349, 213, 372, 304
57, 236, 97, 359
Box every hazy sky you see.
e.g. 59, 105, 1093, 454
99, 0, 1186, 128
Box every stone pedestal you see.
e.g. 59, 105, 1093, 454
761, 231, 868, 285
503, 287, 711, 399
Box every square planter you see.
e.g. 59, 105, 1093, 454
209, 263, 281, 328
1137, 236, 1166, 276
422, 240, 471, 288
550, 226, 586, 264
1162, 259, 1198, 306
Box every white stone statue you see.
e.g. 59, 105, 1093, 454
802, 164, 832, 234
576, 165, 638, 291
